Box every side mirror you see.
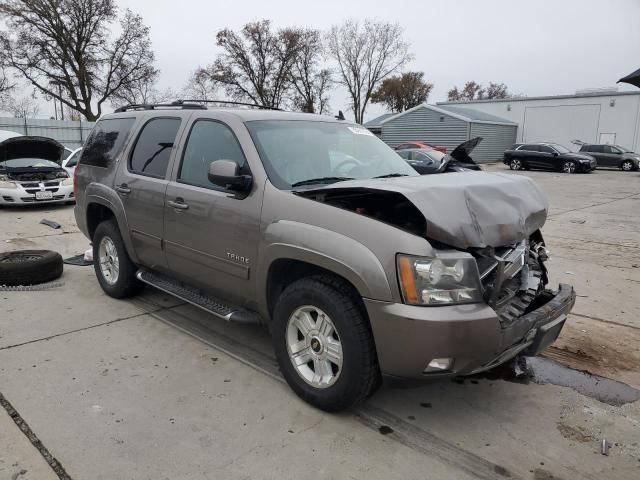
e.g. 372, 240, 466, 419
208, 160, 252, 192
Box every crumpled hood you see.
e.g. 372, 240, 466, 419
302, 172, 549, 249
0, 136, 65, 164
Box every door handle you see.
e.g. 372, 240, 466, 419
168, 199, 189, 211
115, 183, 131, 195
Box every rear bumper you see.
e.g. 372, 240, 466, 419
365, 284, 576, 379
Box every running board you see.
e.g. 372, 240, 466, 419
136, 270, 260, 324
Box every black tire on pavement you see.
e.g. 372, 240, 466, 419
562, 160, 577, 174
272, 275, 381, 412
92, 219, 143, 298
621, 160, 635, 171
0, 250, 63, 286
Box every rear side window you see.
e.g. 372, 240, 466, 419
178, 120, 247, 189
129, 118, 181, 178
519, 144, 538, 152
80, 117, 135, 167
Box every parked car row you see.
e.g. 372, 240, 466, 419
503, 142, 639, 174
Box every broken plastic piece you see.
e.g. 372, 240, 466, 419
601, 439, 611, 456
40, 218, 61, 229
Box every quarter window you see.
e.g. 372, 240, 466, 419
80, 117, 135, 168
129, 118, 181, 178
179, 120, 247, 189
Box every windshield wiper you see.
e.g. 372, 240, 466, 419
372, 173, 410, 179
291, 176, 354, 188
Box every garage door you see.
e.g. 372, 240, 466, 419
523, 104, 600, 149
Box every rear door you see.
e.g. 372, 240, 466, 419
518, 145, 541, 168
114, 115, 185, 271
163, 115, 263, 306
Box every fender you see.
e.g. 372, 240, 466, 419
84, 182, 140, 264
257, 220, 393, 315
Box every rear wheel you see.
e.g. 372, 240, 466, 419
92, 219, 142, 298
509, 158, 522, 170
272, 276, 380, 411
562, 160, 577, 174
621, 160, 635, 171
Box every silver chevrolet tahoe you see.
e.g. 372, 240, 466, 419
74, 102, 576, 412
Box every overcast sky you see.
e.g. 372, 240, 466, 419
32, 0, 640, 120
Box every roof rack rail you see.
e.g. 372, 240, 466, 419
177, 99, 282, 111
114, 101, 207, 113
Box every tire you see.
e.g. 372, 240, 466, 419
0, 250, 63, 286
621, 160, 635, 171
272, 275, 380, 412
92, 219, 142, 298
562, 160, 577, 174
509, 158, 522, 170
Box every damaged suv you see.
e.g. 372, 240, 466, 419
75, 103, 576, 411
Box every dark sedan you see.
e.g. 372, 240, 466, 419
503, 143, 596, 173
579, 144, 639, 171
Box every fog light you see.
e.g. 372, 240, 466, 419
424, 358, 454, 373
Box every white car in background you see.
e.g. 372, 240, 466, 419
62, 147, 82, 177
0, 135, 75, 206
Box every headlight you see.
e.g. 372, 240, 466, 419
397, 252, 483, 305
61, 177, 74, 186
0, 175, 17, 189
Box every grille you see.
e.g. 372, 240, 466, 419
476, 241, 543, 326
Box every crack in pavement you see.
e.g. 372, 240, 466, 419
0, 309, 160, 352
548, 191, 640, 217
0, 392, 73, 480
570, 311, 640, 330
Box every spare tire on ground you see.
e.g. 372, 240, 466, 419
0, 250, 63, 286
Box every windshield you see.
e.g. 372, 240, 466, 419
246, 120, 418, 189
0, 158, 62, 169
548, 143, 570, 154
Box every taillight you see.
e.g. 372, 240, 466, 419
73, 166, 79, 198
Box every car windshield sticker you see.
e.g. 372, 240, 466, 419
348, 127, 374, 136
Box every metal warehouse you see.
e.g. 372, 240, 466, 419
437, 89, 640, 152
365, 104, 518, 163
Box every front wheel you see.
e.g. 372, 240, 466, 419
509, 158, 522, 170
92, 219, 143, 298
272, 276, 380, 411
562, 160, 577, 174
621, 160, 635, 171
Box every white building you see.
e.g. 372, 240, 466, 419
437, 89, 640, 152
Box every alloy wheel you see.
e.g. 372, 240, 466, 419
622, 161, 633, 171
562, 161, 576, 174
286, 305, 343, 388
510, 159, 522, 170
98, 236, 120, 285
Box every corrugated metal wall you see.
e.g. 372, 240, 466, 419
0, 117, 95, 148
382, 106, 469, 151
469, 123, 517, 163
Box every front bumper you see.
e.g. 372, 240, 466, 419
0, 183, 74, 205
365, 283, 576, 379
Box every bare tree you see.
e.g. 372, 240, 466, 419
448, 81, 510, 101
3, 95, 40, 118
111, 71, 177, 106
327, 20, 412, 124
182, 69, 219, 103
371, 71, 433, 112
484, 82, 510, 99
0, 67, 14, 103
290, 29, 332, 114
201, 20, 303, 109
0, 0, 158, 121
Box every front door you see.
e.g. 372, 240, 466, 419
536, 145, 557, 170
114, 116, 183, 271
163, 118, 263, 306
600, 145, 621, 167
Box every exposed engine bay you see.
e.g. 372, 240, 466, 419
4, 169, 68, 182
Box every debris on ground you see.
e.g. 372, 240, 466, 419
63, 254, 93, 266
39, 219, 61, 229
601, 439, 611, 456
570, 219, 586, 224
